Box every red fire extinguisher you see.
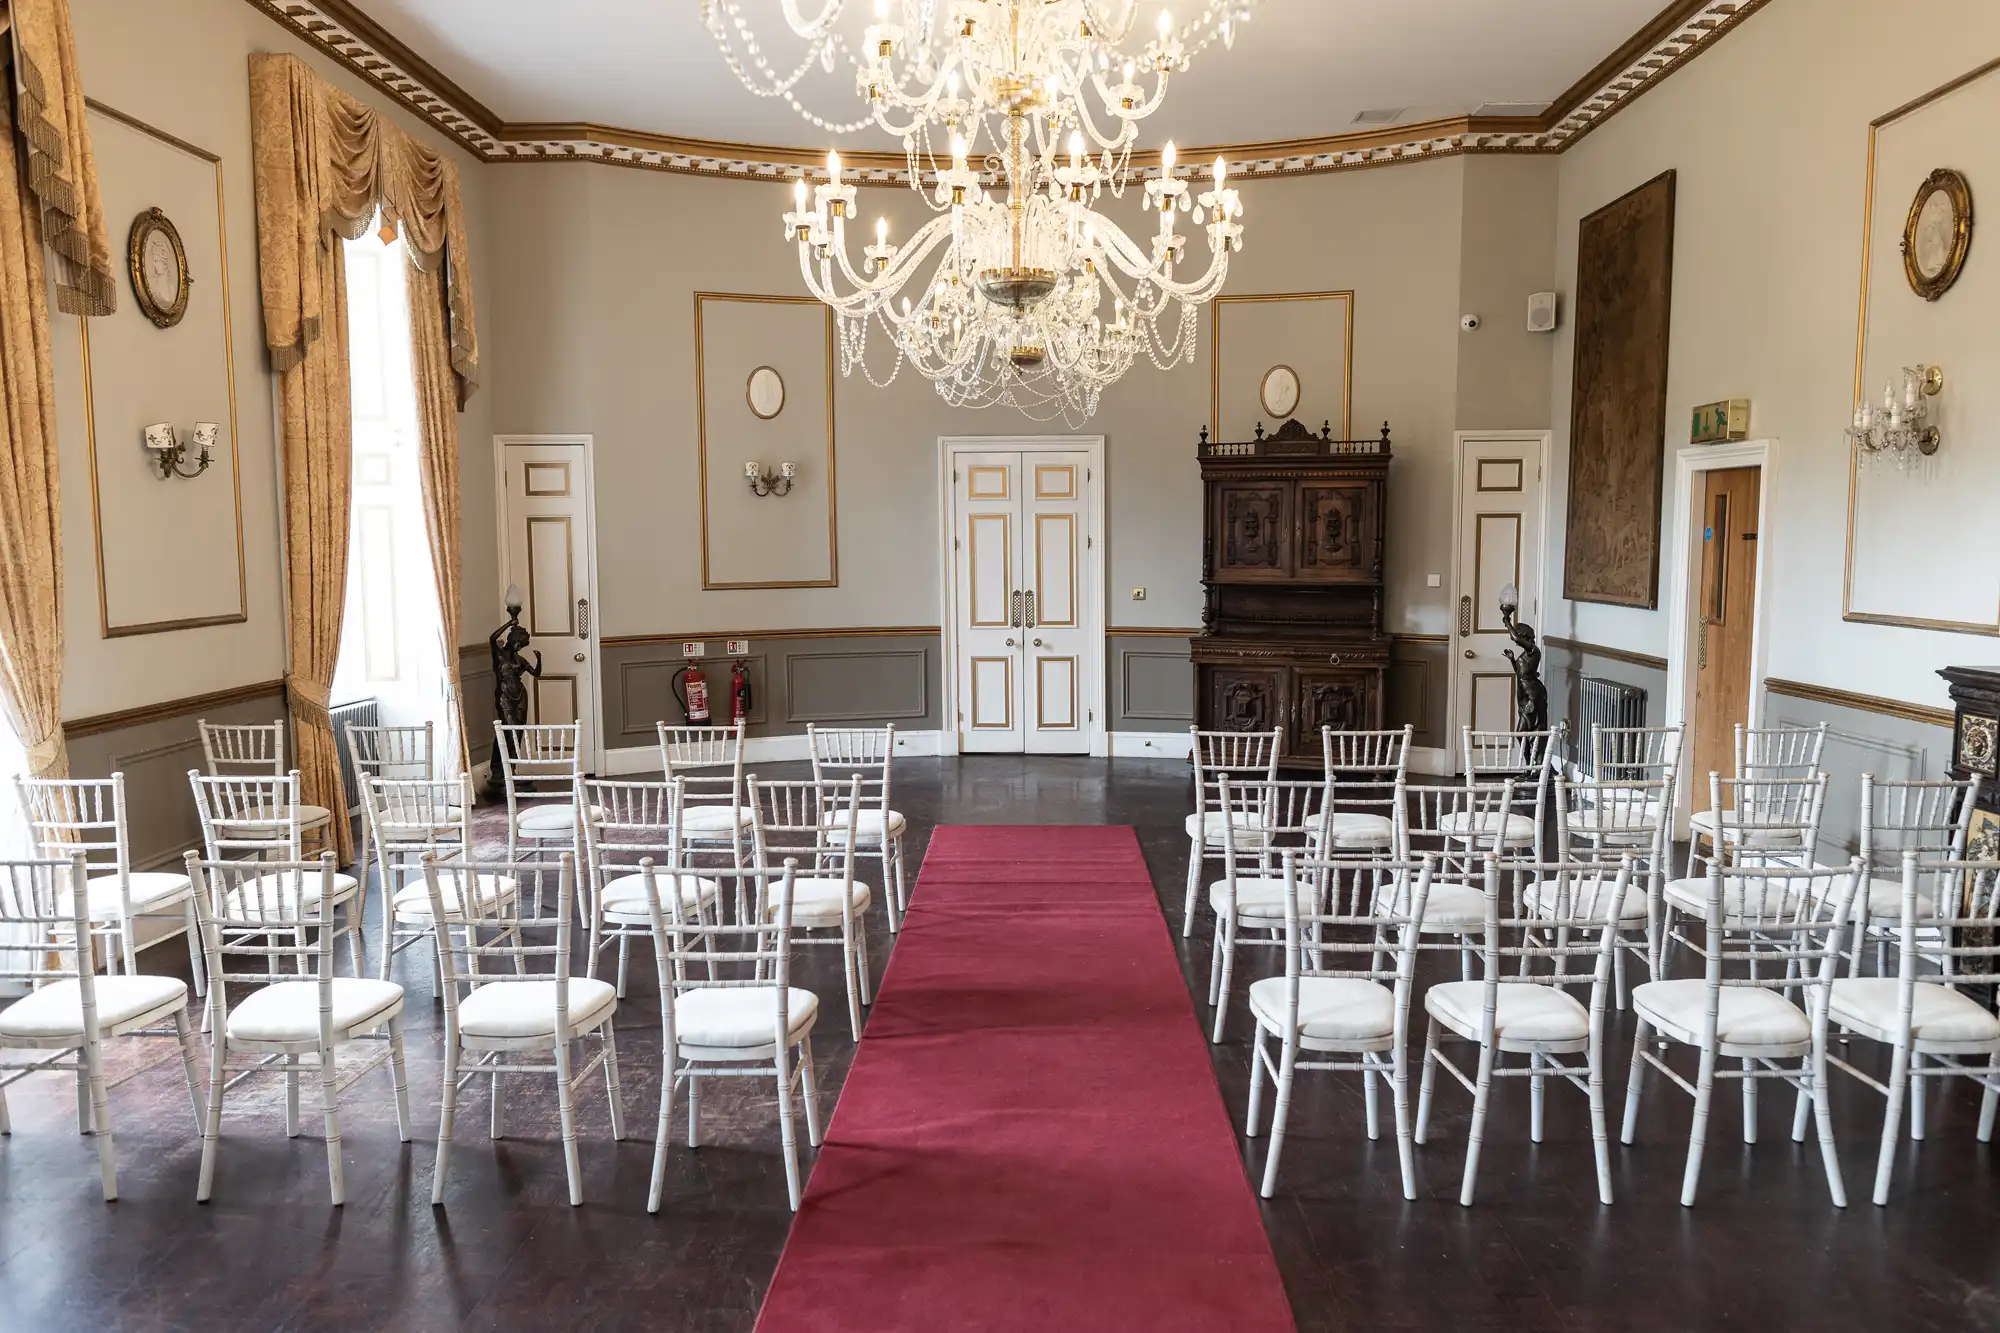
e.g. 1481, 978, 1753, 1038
730, 659, 753, 727
671, 662, 711, 726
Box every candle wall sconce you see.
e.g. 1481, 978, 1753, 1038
142, 421, 217, 480
745, 459, 797, 497
1846, 364, 1943, 471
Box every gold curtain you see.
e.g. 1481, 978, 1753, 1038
0, 0, 117, 780
250, 52, 482, 858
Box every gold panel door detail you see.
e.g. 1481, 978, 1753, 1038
534, 674, 580, 728
1033, 464, 1077, 500
1033, 514, 1078, 629
525, 515, 577, 637
967, 513, 1013, 629
968, 657, 1014, 730
1034, 656, 1079, 730
1471, 513, 1522, 635
523, 461, 571, 497
967, 466, 1011, 500
1471, 671, 1516, 734
1477, 459, 1524, 492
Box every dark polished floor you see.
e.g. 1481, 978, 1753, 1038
3, 756, 1999, 1331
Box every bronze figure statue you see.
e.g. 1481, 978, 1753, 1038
1498, 583, 1549, 735
484, 584, 540, 798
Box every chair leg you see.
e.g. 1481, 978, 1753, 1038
74, 1058, 90, 1134
1742, 1058, 1758, 1145
388, 1019, 412, 1142
799, 1038, 823, 1148
432, 1043, 460, 1207
184, 898, 208, 999
285, 1053, 301, 1138
888, 837, 907, 933
856, 925, 874, 1007
648, 1062, 678, 1215
1979, 1051, 2000, 1144
687, 1071, 700, 1148
1588, 1024, 1612, 1206
554, 1037, 583, 1206
1415, 1017, 1440, 1144
843, 930, 864, 1043
1621, 1019, 1651, 1145
616, 934, 631, 1000
85, 1036, 116, 1202
604, 1023, 627, 1142
1811, 1049, 1848, 1208
197, 1026, 227, 1203
1910, 1052, 1927, 1141
1872, 1037, 1912, 1206
1679, 1044, 1718, 1207
1459, 1041, 1498, 1207
320, 1043, 346, 1206
1391, 1046, 1418, 1202
1210, 916, 1238, 1045
1258, 1041, 1298, 1199
491, 1067, 505, 1140
1529, 1051, 1545, 1144
1245, 1025, 1270, 1137
1613, 945, 1628, 1012
775, 1051, 803, 1211
1206, 913, 1227, 1007
1363, 1047, 1381, 1142
1181, 838, 1202, 939
173, 1009, 205, 1137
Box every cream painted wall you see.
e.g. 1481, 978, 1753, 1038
55, 0, 499, 720
1545, 0, 2000, 711
1456, 155, 1559, 432
487, 156, 1474, 642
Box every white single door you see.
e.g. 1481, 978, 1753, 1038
499, 437, 601, 768
1453, 436, 1546, 739
948, 447, 1099, 755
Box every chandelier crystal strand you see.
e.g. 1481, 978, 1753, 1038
723, 0, 1258, 424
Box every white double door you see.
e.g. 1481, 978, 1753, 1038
949, 446, 1100, 754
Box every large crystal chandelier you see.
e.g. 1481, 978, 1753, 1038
703, 0, 1258, 423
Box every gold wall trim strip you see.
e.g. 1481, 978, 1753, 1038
1108, 626, 1201, 638
1545, 635, 1669, 672
1391, 632, 1451, 646
1764, 678, 1954, 730
1210, 291, 1354, 444
601, 626, 941, 648
238, 0, 1768, 183
68, 679, 286, 740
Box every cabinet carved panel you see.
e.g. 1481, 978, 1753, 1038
1216, 483, 1289, 578
1294, 669, 1378, 752
1205, 665, 1286, 734
1298, 484, 1370, 581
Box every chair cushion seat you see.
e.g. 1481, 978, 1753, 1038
1561, 806, 1661, 844
679, 804, 754, 835
1438, 810, 1538, 845
1830, 979, 2000, 1046
769, 877, 872, 928
226, 978, 404, 1043
221, 871, 360, 920
1426, 980, 1590, 1044
1687, 809, 1804, 847
1662, 876, 1805, 926
457, 978, 617, 1041
218, 804, 333, 833
1408, 879, 1487, 932
673, 985, 818, 1049
1633, 979, 1809, 1049
820, 809, 907, 843
515, 802, 597, 835
1844, 874, 1938, 924
1184, 811, 1270, 847
0, 975, 188, 1041
1248, 976, 1394, 1044
1307, 812, 1397, 850
600, 872, 721, 920
1208, 877, 1291, 919
78, 871, 192, 919
390, 872, 517, 921
1524, 875, 1647, 925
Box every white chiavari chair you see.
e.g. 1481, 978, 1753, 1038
1684, 722, 1828, 879
749, 775, 871, 1040
1841, 774, 1981, 977
1552, 775, 1673, 1007
16, 773, 206, 994
1317, 725, 1412, 855
1622, 855, 1862, 1207
1662, 773, 1828, 980
190, 770, 363, 975
0, 854, 204, 1200
198, 718, 335, 852
1449, 726, 1558, 862
425, 852, 622, 1207
1827, 854, 2000, 1205
1588, 722, 1685, 790
806, 723, 909, 933
494, 721, 589, 916
1208, 775, 1330, 1044
1245, 849, 1433, 1200
186, 852, 410, 1205
365, 775, 514, 984
1406, 781, 1518, 979
577, 778, 721, 998
635, 856, 820, 1213
346, 722, 441, 925
658, 721, 751, 866
1415, 854, 1629, 1206
1182, 727, 1283, 941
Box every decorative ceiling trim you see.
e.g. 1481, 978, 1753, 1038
246, 0, 1770, 183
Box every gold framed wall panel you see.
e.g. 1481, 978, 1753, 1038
80, 99, 247, 639
1842, 56, 2000, 636
694, 292, 838, 590
1209, 291, 1355, 445
601, 625, 937, 647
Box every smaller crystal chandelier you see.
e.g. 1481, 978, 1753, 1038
1846, 364, 1944, 470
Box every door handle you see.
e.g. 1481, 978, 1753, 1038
1458, 595, 1472, 636
1697, 619, 1708, 670
577, 598, 591, 640
1464, 649, 1475, 660
1010, 591, 1023, 627
1025, 590, 1037, 628
1005, 637, 1016, 648
1033, 638, 1044, 647
573, 652, 586, 663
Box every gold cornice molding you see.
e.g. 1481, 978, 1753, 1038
67, 679, 286, 740
1764, 678, 1954, 731
240, 0, 1770, 182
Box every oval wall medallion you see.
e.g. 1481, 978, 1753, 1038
747, 365, 786, 419
1259, 364, 1300, 419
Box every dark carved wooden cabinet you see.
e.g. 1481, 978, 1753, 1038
1193, 419, 1392, 763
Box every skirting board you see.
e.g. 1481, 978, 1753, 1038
1100, 731, 1195, 760
601, 730, 950, 775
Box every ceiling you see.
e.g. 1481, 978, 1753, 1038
344, 0, 1674, 153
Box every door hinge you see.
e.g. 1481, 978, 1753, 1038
1088, 709, 1094, 722
954, 537, 961, 550
1086, 535, 1093, 549
1087, 468, 1092, 481
952, 468, 958, 482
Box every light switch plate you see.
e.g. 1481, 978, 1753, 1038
680, 641, 706, 658
1131, 587, 1147, 601
1426, 573, 1442, 588
725, 639, 750, 655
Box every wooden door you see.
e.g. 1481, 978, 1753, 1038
1454, 437, 1544, 738
1022, 455, 1093, 755
500, 437, 600, 768
1690, 466, 1761, 793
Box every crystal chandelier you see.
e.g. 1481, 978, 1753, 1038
704, 0, 1258, 423
1846, 364, 1944, 472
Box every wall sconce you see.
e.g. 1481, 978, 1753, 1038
745, 459, 796, 497
1846, 364, 1943, 471
142, 422, 218, 480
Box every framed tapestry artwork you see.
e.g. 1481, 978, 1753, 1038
1563, 170, 1676, 609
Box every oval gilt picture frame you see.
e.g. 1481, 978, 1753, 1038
746, 365, 786, 420
1901, 167, 1973, 302
1259, 364, 1301, 419
128, 206, 191, 329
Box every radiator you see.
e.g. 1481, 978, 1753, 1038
1579, 677, 1647, 774
329, 697, 380, 815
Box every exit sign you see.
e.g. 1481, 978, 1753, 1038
1691, 398, 1750, 444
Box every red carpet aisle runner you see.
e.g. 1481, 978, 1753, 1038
754, 825, 1295, 1333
